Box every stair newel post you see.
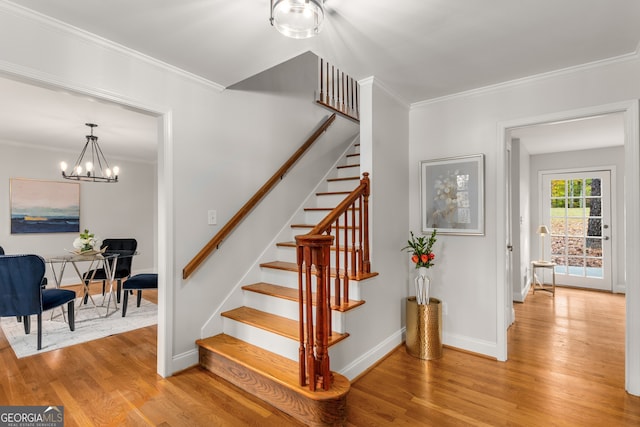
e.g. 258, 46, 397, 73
296, 234, 334, 391
314, 235, 333, 391
361, 173, 371, 274
296, 243, 307, 387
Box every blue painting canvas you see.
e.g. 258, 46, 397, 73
10, 179, 80, 234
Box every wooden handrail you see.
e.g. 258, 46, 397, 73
182, 113, 337, 279
295, 173, 371, 391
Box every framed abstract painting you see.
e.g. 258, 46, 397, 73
420, 154, 484, 235
10, 178, 80, 234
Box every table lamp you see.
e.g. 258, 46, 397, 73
537, 225, 550, 262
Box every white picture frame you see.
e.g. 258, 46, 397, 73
420, 154, 484, 235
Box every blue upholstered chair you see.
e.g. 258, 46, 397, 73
83, 238, 137, 303
121, 273, 157, 317
0, 254, 76, 350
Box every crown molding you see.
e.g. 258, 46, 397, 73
0, 1, 225, 92
358, 76, 409, 109
411, 49, 640, 109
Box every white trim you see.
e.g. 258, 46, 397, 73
171, 349, 199, 373
443, 332, 498, 358
412, 51, 640, 109
339, 329, 404, 380
156, 111, 174, 378
498, 100, 640, 395
624, 100, 640, 395
537, 166, 617, 292
0, 64, 176, 379
360, 76, 410, 109
0, 1, 224, 92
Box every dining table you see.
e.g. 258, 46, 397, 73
44, 251, 120, 317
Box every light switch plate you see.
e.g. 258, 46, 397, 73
208, 210, 217, 225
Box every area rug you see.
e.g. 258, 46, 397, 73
0, 297, 157, 358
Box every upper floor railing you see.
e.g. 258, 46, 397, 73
317, 58, 359, 122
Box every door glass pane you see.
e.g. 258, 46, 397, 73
567, 218, 584, 236
588, 178, 602, 196
547, 173, 605, 281
585, 237, 602, 256
586, 218, 602, 237
550, 219, 565, 236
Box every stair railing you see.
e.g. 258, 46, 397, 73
182, 113, 337, 280
295, 172, 370, 391
317, 58, 359, 122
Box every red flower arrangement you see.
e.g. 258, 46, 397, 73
402, 229, 437, 268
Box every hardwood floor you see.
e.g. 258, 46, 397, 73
1, 286, 639, 426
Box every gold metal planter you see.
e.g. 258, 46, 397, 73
406, 296, 442, 360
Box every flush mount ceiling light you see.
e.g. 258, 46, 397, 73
270, 0, 324, 39
60, 123, 119, 183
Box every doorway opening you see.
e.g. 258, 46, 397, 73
497, 100, 640, 395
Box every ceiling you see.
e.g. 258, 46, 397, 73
1, 0, 639, 160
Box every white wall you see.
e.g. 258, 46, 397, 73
409, 52, 640, 358
0, 140, 156, 284
516, 140, 532, 301
0, 5, 348, 373
529, 146, 625, 292
332, 77, 410, 379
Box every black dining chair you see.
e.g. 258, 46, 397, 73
83, 238, 137, 303
121, 273, 157, 317
0, 254, 75, 350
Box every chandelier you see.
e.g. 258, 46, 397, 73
60, 123, 119, 183
270, 0, 324, 39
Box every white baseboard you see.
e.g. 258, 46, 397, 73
170, 348, 199, 374
443, 331, 498, 359
614, 282, 627, 294
339, 329, 404, 381
513, 282, 531, 303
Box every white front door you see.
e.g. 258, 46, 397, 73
542, 171, 612, 291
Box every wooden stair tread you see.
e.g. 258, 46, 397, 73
304, 207, 356, 211
260, 261, 378, 280
290, 223, 360, 230
315, 191, 351, 196
326, 176, 359, 182
221, 306, 349, 345
276, 241, 355, 251
242, 282, 365, 312
197, 334, 350, 401
336, 164, 359, 169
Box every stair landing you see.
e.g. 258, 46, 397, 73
197, 334, 350, 427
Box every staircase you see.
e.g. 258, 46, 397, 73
197, 143, 369, 426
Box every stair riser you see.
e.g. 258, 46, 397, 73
277, 246, 359, 271
223, 317, 299, 361
337, 166, 359, 178
327, 179, 359, 193
304, 210, 360, 226
243, 291, 347, 333
345, 155, 360, 166
314, 193, 351, 207
260, 268, 362, 301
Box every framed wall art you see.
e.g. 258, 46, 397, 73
10, 178, 80, 234
420, 154, 484, 235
